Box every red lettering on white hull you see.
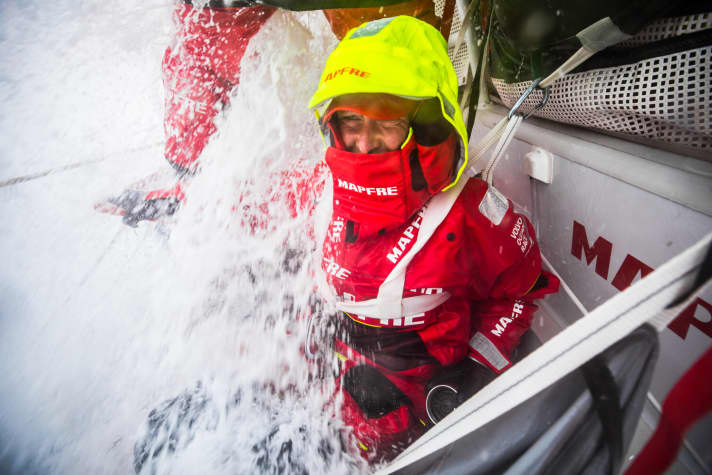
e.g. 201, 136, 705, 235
571, 220, 711, 342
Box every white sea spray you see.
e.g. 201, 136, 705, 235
0, 3, 363, 474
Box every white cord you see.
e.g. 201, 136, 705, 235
482, 114, 523, 185
540, 253, 590, 317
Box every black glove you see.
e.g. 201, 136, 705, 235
425, 359, 496, 424
120, 193, 180, 228
107, 186, 182, 228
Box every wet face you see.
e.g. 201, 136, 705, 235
334, 110, 410, 154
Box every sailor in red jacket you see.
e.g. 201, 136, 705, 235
308, 16, 559, 462
105, 1, 441, 226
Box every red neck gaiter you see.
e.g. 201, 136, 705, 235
325, 133, 457, 238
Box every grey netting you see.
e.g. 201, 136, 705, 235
436, 5, 712, 153
435, 0, 471, 84
616, 13, 712, 48
491, 45, 711, 151
488, 14, 712, 153
448, 40, 471, 84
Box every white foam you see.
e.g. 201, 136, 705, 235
0, 3, 361, 473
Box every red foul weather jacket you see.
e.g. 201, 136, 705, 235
320, 174, 559, 454
323, 176, 558, 374
255, 157, 558, 461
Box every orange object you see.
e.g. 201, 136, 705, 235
325, 93, 420, 121
322, 0, 440, 40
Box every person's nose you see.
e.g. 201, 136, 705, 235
353, 118, 383, 154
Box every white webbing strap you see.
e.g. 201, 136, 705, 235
539, 46, 596, 88
334, 290, 451, 319
466, 114, 509, 175
381, 232, 712, 474
539, 16, 628, 88
482, 114, 523, 185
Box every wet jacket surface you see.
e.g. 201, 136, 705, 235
323, 176, 556, 375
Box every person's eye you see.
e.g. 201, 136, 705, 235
380, 119, 408, 128
338, 116, 363, 129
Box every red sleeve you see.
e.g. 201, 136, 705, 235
281, 159, 329, 218
240, 159, 328, 232
463, 181, 559, 373
417, 298, 472, 367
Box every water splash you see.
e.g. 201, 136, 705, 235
0, 3, 363, 474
